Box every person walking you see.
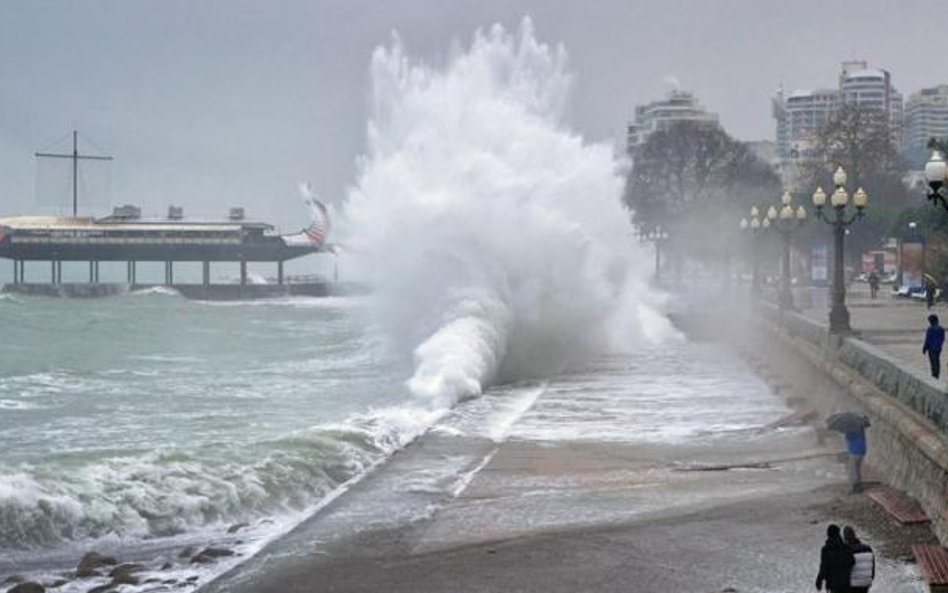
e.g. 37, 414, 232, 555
843, 526, 875, 592
867, 271, 880, 300
927, 278, 937, 309
816, 524, 855, 592
923, 314, 945, 379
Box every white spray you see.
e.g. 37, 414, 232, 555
344, 19, 676, 408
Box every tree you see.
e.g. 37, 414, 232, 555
624, 121, 781, 262
796, 105, 912, 259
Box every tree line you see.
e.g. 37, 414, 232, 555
623, 104, 929, 280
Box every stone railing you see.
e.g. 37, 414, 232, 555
754, 302, 948, 541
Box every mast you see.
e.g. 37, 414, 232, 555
36, 130, 113, 217
72, 131, 78, 217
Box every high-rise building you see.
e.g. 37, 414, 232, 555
626, 90, 719, 152
773, 61, 902, 163
772, 88, 839, 160
903, 85, 948, 154
839, 60, 903, 146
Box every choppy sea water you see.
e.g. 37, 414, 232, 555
0, 291, 803, 591
0, 292, 425, 581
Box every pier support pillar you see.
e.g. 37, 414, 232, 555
51, 261, 57, 285
202, 261, 210, 287
127, 261, 137, 286
164, 261, 173, 286
88, 261, 94, 284
94, 261, 99, 284
18, 261, 24, 284
240, 260, 247, 286
12, 260, 19, 285
277, 260, 284, 285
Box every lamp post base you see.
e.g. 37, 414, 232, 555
829, 304, 851, 333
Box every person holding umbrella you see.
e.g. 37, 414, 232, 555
923, 314, 945, 379
827, 412, 870, 493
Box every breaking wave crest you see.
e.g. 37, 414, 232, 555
0, 407, 432, 549
345, 19, 675, 408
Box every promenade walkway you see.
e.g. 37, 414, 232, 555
794, 282, 939, 378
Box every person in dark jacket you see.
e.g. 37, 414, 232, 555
816, 524, 854, 592
867, 271, 880, 299
843, 526, 875, 592
923, 314, 946, 379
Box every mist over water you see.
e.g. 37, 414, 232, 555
345, 19, 674, 408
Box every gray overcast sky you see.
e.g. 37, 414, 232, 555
1, 0, 947, 228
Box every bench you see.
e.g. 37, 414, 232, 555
913, 544, 948, 592
866, 485, 930, 524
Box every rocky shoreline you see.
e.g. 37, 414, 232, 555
0, 522, 257, 593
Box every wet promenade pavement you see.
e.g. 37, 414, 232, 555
793, 282, 939, 378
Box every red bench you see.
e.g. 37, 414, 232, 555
866, 485, 930, 524
913, 544, 948, 592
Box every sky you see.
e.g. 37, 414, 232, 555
1, 0, 947, 229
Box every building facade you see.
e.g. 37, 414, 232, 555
773, 88, 839, 160
903, 84, 948, 154
626, 90, 719, 151
773, 61, 902, 163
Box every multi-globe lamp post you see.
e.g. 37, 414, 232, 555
740, 206, 770, 295
646, 226, 669, 282
811, 166, 869, 333
635, 225, 669, 282
765, 191, 807, 310
925, 150, 948, 209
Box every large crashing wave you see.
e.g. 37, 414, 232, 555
345, 19, 675, 409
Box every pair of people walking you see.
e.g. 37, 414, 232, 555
815, 524, 875, 592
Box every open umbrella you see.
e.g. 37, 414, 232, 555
826, 412, 870, 433
925, 273, 939, 285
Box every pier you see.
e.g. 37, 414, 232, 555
0, 209, 344, 300
0, 130, 346, 300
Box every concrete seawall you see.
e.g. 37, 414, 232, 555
745, 303, 948, 542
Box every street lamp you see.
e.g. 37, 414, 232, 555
766, 190, 807, 310
740, 206, 769, 295
812, 166, 869, 333
636, 225, 669, 282
925, 150, 948, 209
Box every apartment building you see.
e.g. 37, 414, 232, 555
903, 84, 948, 154
626, 90, 719, 152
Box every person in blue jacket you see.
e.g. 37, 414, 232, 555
923, 314, 946, 379
846, 426, 867, 494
